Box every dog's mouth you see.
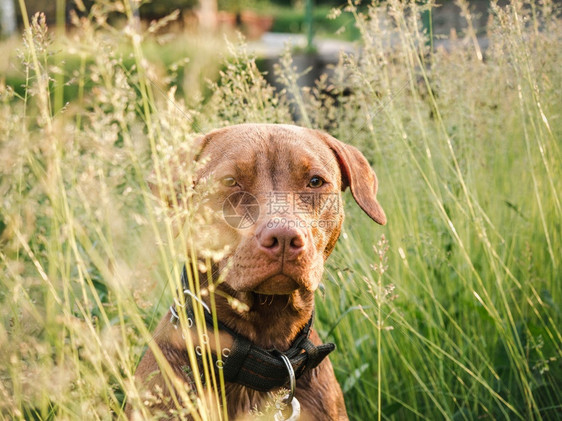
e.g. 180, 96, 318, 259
250, 273, 299, 295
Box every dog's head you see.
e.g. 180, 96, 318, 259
154, 124, 385, 298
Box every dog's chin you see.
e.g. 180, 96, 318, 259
252, 274, 300, 295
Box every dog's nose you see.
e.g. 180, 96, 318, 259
257, 225, 306, 261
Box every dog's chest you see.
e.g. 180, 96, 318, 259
225, 383, 267, 418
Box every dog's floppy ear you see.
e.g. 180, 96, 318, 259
315, 131, 387, 225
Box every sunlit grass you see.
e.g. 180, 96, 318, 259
1, 0, 561, 420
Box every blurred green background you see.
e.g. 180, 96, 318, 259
1, 1, 561, 420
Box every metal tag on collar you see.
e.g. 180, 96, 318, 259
274, 352, 301, 421
274, 397, 300, 421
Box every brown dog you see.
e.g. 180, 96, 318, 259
131, 124, 386, 420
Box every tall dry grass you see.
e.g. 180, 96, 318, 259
0, 0, 561, 420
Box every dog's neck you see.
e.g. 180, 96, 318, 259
211, 283, 315, 350
177, 263, 316, 351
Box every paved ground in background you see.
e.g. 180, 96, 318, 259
248, 32, 356, 60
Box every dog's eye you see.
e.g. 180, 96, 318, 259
221, 177, 238, 187
308, 176, 325, 188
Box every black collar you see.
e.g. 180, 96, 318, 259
170, 265, 336, 392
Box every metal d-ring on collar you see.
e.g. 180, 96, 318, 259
274, 351, 301, 421
277, 352, 296, 403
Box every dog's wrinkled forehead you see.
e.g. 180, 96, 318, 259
189, 123, 386, 225
197, 124, 341, 188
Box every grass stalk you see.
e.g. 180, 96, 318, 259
1, 0, 560, 419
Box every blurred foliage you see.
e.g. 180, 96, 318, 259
269, 4, 361, 40
11, 0, 359, 39
1, 0, 561, 420
139, 1, 198, 20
